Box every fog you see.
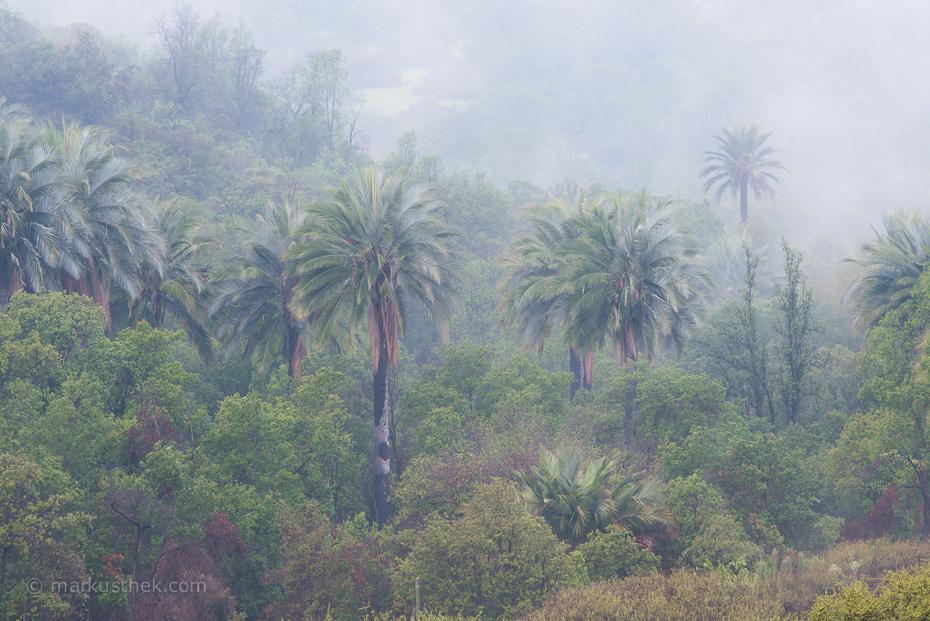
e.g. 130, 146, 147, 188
11, 0, 930, 244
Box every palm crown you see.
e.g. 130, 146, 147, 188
517, 448, 671, 549
846, 208, 930, 330
699, 124, 787, 223
554, 191, 711, 365
210, 200, 310, 377
499, 192, 594, 396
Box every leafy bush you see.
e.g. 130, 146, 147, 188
808, 565, 930, 621
577, 525, 660, 581
522, 570, 781, 621
395, 479, 581, 619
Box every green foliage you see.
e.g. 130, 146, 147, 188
263, 501, 393, 621
808, 566, 930, 621
400, 346, 569, 459
591, 362, 730, 453
662, 421, 829, 551
773, 240, 821, 425
665, 475, 762, 569
209, 199, 310, 377
396, 479, 580, 619
0, 452, 89, 620
578, 524, 660, 581
851, 267, 930, 538
523, 569, 781, 621
685, 245, 777, 423
846, 208, 930, 330
517, 448, 670, 549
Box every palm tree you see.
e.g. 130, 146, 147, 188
846, 208, 930, 330
111, 199, 215, 363
699, 124, 788, 224
52, 122, 165, 325
499, 192, 594, 398
209, 200, 310, 378
0, 96, 29, 121
555, 191, 712, 366
0, 116, 72, 306
517, 448, 671, 550
285, 166, 465, 528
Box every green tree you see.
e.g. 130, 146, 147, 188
554, 191, 710, 443
662, 422, 826, 550
52, 121, 165, 325
699, 123, 788, 224
266, 49, 351, 165
577, 524, 660, 581
499, 193, 593, 398
517, 448, 670, 550
286, 166, 465, 527
773, 240, 821, 425
210, 200, 310, 378
664, 475, 761, 569
856, 269, 930, 540
0, 116, 71, 306
396, 479, 580, 619
845, 208, 930, 330
687, 245, 777, 423
110, 199, 214, 363
0, 452, 88, 619
555, 191, 711, 366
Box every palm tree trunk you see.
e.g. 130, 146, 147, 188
286, 322, 305, 379
372, 334, 393, 528
0, 272, 10, 308
583, 350, 594, 392
740, 177, 749, 224
569, 348, 595, 399
569, 347, 581, 399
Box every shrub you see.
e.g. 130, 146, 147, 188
578, 525, 660, 582
395, 479, 581, 619
522, 570, 782, 621
808, 565, 930, 621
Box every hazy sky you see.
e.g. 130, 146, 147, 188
11, 0, 930, 244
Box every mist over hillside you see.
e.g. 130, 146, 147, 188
9, 0, 930, 243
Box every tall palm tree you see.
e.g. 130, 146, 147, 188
555, 191, 712, 366
0, 116, 73, 306
846, 208, 930, 330
51, 122, 165, 325
699, 124, 788, 224
210, 200, 310, 378
517, 448, 671, 550
285, 166, 465, 528
499, 192, 594, 398
111, 199, 215, 363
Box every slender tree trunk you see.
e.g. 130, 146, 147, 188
0, 274, 9, 308
740, 177, 749, 224
569, 347, 581, 399
624, 377, 637, 448
372, 335, 393, 528
286, 321, 305, 379
920, 467, 930, 542
622, 328, 638, 447
583, 350, 594, 392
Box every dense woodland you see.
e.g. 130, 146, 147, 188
5, 3, 930, 621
